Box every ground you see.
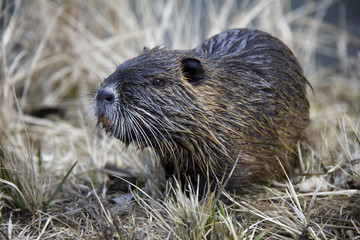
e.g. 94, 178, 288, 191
1, 1, 359, 239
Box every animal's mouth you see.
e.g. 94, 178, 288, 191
101, 114, 112, 126
94, 87, 151, 148
97, 113, 115, 134
98, 113, 137, 146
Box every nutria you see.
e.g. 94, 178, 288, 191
94, 28, 310, 191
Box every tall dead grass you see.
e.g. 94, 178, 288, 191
0, 0, 359, 239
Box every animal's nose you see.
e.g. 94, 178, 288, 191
96, 88, 116, 105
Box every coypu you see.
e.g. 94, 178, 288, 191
94, 28, 310, 192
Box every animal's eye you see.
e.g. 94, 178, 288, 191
151, 79, 164, 87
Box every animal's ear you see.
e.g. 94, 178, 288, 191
181, 58, 204, 84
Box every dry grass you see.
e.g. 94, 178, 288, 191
1, 0, 359, 239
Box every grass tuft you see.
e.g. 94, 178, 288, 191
1, 0, 359, 238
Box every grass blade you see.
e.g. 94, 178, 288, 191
42, 161, 77, 212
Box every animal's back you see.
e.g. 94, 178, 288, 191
192, 29, 310, 188
195, 28, 309, 141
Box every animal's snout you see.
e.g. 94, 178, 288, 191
96, 88, 116, 106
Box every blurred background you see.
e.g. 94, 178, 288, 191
0, 0, 359, 238
1, 0, 359, 110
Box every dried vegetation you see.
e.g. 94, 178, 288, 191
0, 0, 359, 239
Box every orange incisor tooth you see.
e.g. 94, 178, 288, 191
102, 115, 111, 126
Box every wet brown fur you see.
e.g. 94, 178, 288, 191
94, 28, 310, 191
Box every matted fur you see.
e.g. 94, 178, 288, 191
94, 28, 310, 190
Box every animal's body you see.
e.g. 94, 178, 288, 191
94, 28, 310, 191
